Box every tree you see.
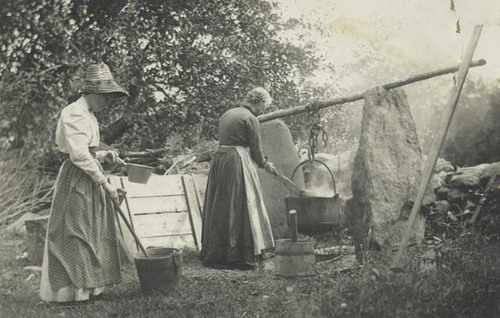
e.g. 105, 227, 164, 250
0, 0, 320, 152
442, 78, 500, 166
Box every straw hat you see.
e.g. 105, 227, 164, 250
81, 63, 129, 97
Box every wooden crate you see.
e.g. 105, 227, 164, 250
109, 174, 207, 255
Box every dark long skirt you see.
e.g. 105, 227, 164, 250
201, 147, 255, 266
44, 160, 122, 292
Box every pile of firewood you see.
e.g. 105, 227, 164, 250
110, 148, 214, 176
110, 148, 174, 175
426, 159, 500, 239
39, 146, 215, 177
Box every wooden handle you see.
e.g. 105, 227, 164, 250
113, 200, 150, 259
289, 210, 298, 242
275, 172, 302, 196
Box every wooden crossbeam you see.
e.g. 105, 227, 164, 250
258, 59, 486, 123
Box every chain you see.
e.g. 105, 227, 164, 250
307, 101, 327, 161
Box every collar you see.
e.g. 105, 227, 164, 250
243, 105, 257, 116
78, 96, 94, 113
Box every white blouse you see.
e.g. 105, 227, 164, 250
55, 97, 107, 184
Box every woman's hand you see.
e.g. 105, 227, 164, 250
97, 150, 126, 166
264, 162, 278, 176
102, 181, 119, 202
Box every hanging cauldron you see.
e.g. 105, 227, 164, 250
285, 159, 342, 235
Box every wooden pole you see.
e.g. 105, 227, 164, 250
258, 59, 486, 123
289, 210, 298, 242
392, 25, 483, 268
113, 200, 151, 259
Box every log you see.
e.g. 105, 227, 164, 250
122, 148, 169, 158
392, 25, 483, 267
258, 59, 486, 123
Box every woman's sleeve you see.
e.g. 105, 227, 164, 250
246, 116, 267, 168
60, 110, 107, 184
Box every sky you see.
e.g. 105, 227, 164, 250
273, 0, 500, 91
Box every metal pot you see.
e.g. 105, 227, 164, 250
285, 159, 342, 235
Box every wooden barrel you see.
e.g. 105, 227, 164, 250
274, 239, 315, 277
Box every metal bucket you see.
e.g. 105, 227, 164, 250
285, 159, 342, 235
127, 163, 153, 184
134, 247, 182, 294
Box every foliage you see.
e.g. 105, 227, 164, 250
442, 79, 500, 166
0, 0, 320, 151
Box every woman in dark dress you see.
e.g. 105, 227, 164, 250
201, 87, 278, 270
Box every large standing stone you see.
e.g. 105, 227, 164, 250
258, 120, 304, 238
350, 87, 435, 248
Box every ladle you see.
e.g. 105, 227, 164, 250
274, 171, 319, 197
274, 171, 303, 196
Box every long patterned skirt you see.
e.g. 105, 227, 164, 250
201, 146, 274, 267
40, 160, 122, 302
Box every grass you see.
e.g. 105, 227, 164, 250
1, 229, 500, 318
1, 149, 500, 317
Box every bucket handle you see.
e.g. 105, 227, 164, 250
172, 250, 179, 275
290, 159, 337, 196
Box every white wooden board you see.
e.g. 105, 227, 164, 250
139, 235, 195, 251
126, 196, 188, 214
133, 212, 192, 237
107, 174, 208, 252
121, 174, 184, 197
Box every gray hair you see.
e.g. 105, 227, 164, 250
243, 87, 272, 107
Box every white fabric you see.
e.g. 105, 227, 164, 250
234, 146, 275, 255
55, 97, 106, 184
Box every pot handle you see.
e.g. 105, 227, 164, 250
290, 159, 337, 196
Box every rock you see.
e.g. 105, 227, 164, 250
447, 188, 467, 203
435, 200, 450, 213
448, 163, 491, 189
436, 187, 452, 201
437, 171, 454, 184
258, 120, 304, 238
430, 173, 443, 191
435, 157, 454, 174
350, 87, 435, 248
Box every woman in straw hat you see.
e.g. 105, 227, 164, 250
40, 63, 129, 303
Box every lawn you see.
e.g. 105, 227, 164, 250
1, 227, 500, 318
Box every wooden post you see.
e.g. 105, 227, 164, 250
289, 209, 298, 242
25, 216, 49, 266
392, 25, 484, 268
258, 59, 486, 123
182, 174, 203, 250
